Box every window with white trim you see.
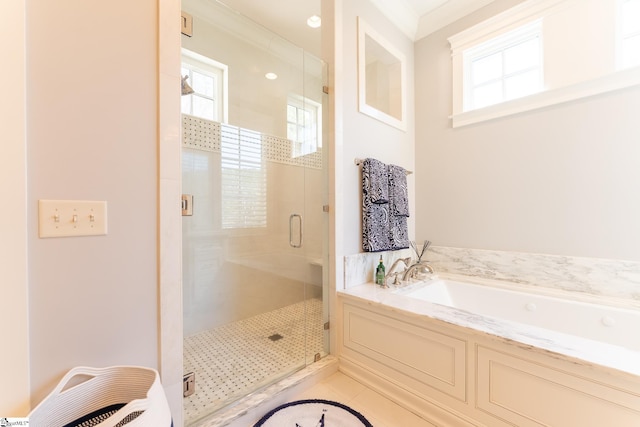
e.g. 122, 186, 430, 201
448, 0, 640, 128
181, 49, 227, 122
464, 20, 543, 111
220, 124, 267, 229
618, 0, 640, 69
287, 95, 322, 158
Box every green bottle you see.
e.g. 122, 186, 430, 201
375, 256, 385, 285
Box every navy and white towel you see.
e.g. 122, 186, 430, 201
361, 158, 410, 252
362, 158, 391, 251
363, 157, 389, 204
388, 164, 409, 250
389, 164, 409, 217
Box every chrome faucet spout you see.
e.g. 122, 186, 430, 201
387, 257, 411, 274
402, 262, 434, 281
384, 257, 411, 286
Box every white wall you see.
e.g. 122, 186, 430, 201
26, 0, 161, 406
0, 0, 30, 416
544, 0, 616, 89
340, 0, 416, 260
415, 0, 640, 261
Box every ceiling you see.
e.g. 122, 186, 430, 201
217, 0, 495, 57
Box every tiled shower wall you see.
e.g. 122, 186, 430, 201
182, 115, 322, 169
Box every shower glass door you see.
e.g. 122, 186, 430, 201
180, 0, 328, 424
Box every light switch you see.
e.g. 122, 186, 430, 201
39, 200, 108, 238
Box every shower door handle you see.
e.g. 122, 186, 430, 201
289, 213, 303, 248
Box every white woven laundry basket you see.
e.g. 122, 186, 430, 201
29, 366, 172, 427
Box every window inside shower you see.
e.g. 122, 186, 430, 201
287, 94, 322, 158
180, 50, 227, 122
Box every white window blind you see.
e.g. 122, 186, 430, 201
220, 124, 267, 229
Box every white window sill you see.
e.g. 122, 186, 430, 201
451, 66, 640, 128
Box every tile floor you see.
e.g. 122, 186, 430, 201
286, 371, 437, 427
183, 298, 325, 425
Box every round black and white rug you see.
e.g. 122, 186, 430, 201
253, 399, 374, 427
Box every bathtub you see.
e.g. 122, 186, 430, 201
394, 278, 640, 352
338, 274, 640, 427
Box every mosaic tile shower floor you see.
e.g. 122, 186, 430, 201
183, 298, 325, 424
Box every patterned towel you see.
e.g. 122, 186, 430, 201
362, 202, 391, 252
362, 158, 389, 204
362, 158, 390, 251
361, 159, 409, 251
388, 164, 409, 249
390, 215, 409, 250
389, 164, 409, 217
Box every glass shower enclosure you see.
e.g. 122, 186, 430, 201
180, 0, 328, 424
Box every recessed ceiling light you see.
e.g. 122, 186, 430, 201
307, 15, 321, 28
265, 72, 278, 80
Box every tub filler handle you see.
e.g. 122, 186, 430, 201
289, 213, 303, 248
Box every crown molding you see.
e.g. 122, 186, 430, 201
416, 0, 496, 40
368, 0, 419, 40
368, 0, 498, 42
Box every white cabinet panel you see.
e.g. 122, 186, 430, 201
477, 346, 640, 427
343, 303, 467, 401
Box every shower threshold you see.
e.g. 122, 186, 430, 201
194, 355, 338, 427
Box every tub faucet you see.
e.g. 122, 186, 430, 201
384, 257, 411, 286
402, 262, 434, 281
